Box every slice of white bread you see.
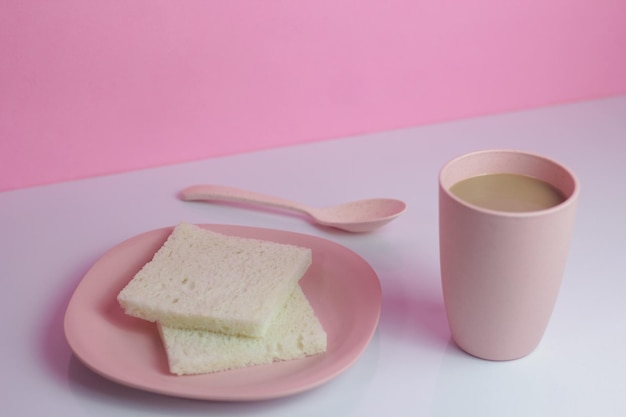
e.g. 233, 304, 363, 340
158, 285, 327, 375
117, 223, 312, 338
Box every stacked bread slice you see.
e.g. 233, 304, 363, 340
117, 222, 327, 375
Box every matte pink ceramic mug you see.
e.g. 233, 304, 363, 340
438, 150, 579, 360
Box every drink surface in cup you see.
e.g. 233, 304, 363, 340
449, 173, 566, 212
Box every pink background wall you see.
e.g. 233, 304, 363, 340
2, 0, 625, 192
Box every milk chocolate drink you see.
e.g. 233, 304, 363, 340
439, 150, 579, 361
449, 173, 566, 212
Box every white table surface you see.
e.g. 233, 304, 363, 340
2, 96, 625, 416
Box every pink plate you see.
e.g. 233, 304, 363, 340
64, 224, 381, 401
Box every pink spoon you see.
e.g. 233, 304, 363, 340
179, 185, 406, 233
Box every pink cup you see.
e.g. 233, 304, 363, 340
438, 150, 579, 360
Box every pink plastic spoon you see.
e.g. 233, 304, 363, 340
179, 185, 406, 233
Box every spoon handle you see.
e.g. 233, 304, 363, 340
179, 185, 314, 217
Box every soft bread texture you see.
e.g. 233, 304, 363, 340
158, 285, 327, 375
117, 223, 312, 338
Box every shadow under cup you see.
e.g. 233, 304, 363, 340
438, 150, 579, 361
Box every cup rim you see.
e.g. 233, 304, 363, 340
439, 149, 580, 217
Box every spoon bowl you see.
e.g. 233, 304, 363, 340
180, 185, 407, 233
